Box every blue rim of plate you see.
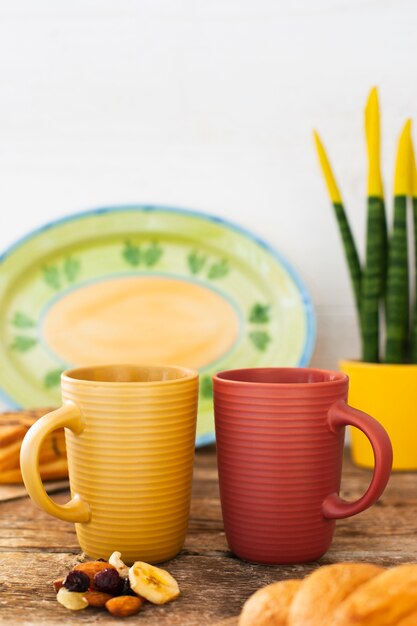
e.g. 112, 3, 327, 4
0, 204, 316, 446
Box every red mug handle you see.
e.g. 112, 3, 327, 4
322, 399, 393, 519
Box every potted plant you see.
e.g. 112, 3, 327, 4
314, 87, 417, 470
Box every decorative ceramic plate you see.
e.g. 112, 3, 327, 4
0, 206, 315, 445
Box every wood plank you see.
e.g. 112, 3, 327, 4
0, 480, 69, 503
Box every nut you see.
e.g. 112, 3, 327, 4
52, 578, 64, 593
109, 551, 130, 578
105, 595, 143, 617
56, 587, 88, 611
83, 590, 114, 607
73, 561, 116, 587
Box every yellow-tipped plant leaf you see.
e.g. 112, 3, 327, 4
410, 130, 417, 199
313, 130, 342, 204
394, 119, 412, 196
365, 86, 384, 198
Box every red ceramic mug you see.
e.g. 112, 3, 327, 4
213, 367, 393, 564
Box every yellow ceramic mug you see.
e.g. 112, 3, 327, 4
20, 364, 199, 564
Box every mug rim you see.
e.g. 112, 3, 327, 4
62, 363, 198, 386
213, 367, 348, 387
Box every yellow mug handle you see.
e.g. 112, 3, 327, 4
20, 403, 91, 523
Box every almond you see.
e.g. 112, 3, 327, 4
105, 595, 143, 617
52, 578, 64, 593
73, 561, 116, 587
83, 590, 113, 607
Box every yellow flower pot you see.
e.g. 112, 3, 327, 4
340, 360, 417, 471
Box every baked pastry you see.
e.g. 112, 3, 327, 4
288, 562, 384, 626
239, 580, 302, 626
331, 564, 417, 625
395, 611, 417, 626
238, 563, 417, 626
0, 409, 68, 483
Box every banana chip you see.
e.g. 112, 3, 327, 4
129, 561, 180, 605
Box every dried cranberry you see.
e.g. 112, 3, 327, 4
63, 570, 90, 592
94, 568, 123, 595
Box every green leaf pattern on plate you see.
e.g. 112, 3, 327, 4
64, 256, 81, 282
249, 330, 271, 351
12, 312, 35, 328
11, 336, 37, 352
249, 303, 270, 323
208, 258, 229, 280
122, 241, 164, 267
187, 251, 229, 280
122, 241, 141, 266
43, 257, 82, 290
44, 368, 65, 388
188, 250, 207, 274
248, 303, 272, 351
143, 241, 163, 267
43, 266, 61, 290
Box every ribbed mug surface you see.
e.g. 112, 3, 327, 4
213, 367, 391, 564
61, 365, 198, 563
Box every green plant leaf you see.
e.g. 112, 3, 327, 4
143, 241, 163, 267
188, 250, 207, 274
64, 256, 81, 282
385, 195, 409, 363
200, 376, 213, 399
411, 197, 417, 362
11, 336, 37, 352
43, 266, 60, 290
44, 368, 64, 388
208, 258, 229, 280
12, 312, 35, 328
122, 241, 141, 266
249, 330, 271, 352
249, 303, 270, 323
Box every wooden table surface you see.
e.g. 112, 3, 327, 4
0, 445, 415, 625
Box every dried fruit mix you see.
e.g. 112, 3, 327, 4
52, 551, 180, 618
